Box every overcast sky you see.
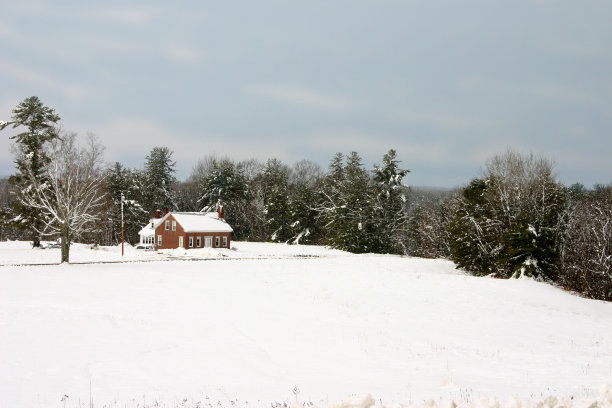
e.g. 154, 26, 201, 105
1, 1, 611, 188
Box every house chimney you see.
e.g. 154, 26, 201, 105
163, 207, 169, 215
218, 206, 224, 219
155, 210, 161, 219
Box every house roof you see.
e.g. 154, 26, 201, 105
165, 212, 233, 233
138, 218, 163, 237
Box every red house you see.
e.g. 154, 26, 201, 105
153, 210, 233, 250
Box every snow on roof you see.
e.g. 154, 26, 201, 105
138, 218, 164, 237
170, 212, 233, 233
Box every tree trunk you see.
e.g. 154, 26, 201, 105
60, 223, 70, 263
32, 220, 42, 248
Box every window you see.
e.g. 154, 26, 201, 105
165, 220, 169, 231
172, 221, 176, 231
189, 236, 194, 248
215, 236, 220, 247
196, 236, 201, 248
223, 236, 228, 248
157, 235, 162, 246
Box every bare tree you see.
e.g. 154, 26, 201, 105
559, 185, 612, 300
407, 192, 456, 259
18, 132, 107, 262
290, 159, 323, 187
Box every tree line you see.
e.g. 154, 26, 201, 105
1, 97, 610, 301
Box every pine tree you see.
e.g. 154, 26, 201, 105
198, 159, 249, 239
106, 162, 148, 244
1, 96, 61, 247
143, 146, 177, 215
288, 159, 325, 245
262, 158, 291, 242
289, 182, 321, 244
317, 152, 345, 240
448, 150, 567, 280
448, 178, 502, 276
320, 151, 375, 253
372, 149, 410, 254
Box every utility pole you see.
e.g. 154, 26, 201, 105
121, 193, 125, 256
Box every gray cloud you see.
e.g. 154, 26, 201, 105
247, 85, 359, 112
1, 1, 611, 188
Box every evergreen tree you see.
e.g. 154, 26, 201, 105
448, 150, 567, 280
321, 151, 375, 253
289, 182, 321, 244
262, 158, 291, 242
371, 149, 410, 254
317, 152, 345, 242
288, 159, 325, 245
106, 162, 148, 244
199, 159, 249, 239
143, 146, 177, 215
1, 96, 61, 247
0, 177, 23, 241
448, 178, 502, 275
174, 180, 201, 212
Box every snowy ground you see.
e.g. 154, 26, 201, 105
1, 241, 611, 408
0, 240, 350, 265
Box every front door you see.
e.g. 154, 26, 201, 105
204, 236, 212, 248
178, 236, 184, 248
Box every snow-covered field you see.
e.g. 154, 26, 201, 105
0, 240, 350, 265
1, 241, 611, 408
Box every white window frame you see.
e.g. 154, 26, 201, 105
196, 236, 201, 248
223, 236, 228, 248
215, 236, 220, 247
172, 221, 176, 231
157, 235, 162, 246
165, 220, 169, 231
189, 236, 194, 248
